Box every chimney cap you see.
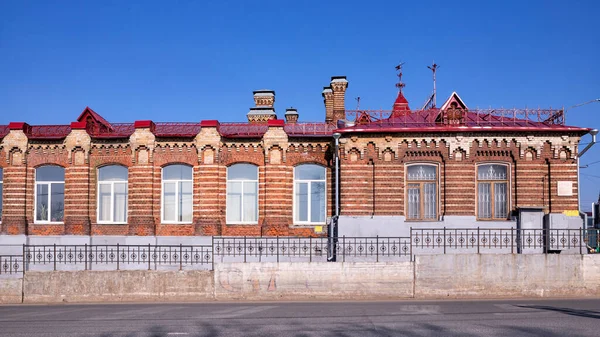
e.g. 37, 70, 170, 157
285, 108, 298, 115
253, 89, 275, 96
248, 107, 276, 115
331, 76, 348, 83
322, 86, 333, 94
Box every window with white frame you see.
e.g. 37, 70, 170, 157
97, 165, 128, 223
477, 164, 508, 220
294, 164, 326, 224
162, 164, 193, 223
0, 168, 3, 222
226, 164, 258, 223
35, 166, 65, 223
406, 164, 437, 221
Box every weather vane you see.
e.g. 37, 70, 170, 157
395, 62, 406, 93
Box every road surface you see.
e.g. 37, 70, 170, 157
0, 298, 599, 336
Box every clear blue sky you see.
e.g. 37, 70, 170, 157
1, 0, 599, 209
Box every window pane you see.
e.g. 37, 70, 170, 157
227, 182, 242, 222
50, 183, 64, 222
296, 164, 325, 180
36, 166, 65, 182
36, 184, 49, 221
163, 165, 192, 180
99, 165, 128, 181
114, 183, 127, 223
228, 164, 258, 180
296, 183, 308, 222
407, 183, 420, 219
478, 182, 491, 218
243, 181, 258, 222
407, 165, 436, 181
163, 182, 176, 222
478, 164, 507, 180
179, 181, 193, 222
424, 182, 437, 220
310, 181, 326, 223
98, 183, 112, 222
494, 182, 507, 219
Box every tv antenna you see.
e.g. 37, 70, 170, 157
427, 61, 439, 108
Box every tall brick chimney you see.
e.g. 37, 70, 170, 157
248, 90, 276, 123
330, 76, 348, 125
322, 87, 333, 124
285, 108, 298, 124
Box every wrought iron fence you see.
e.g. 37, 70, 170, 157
24, 244, 213, 271
0, 255, 23, 275
213, 236, 411, 262
411, 228, 597, 254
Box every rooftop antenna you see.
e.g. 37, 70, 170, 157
427, 61, 439, 108
395, 62, 406, 93
355, 96, 361, 110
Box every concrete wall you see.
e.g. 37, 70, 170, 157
4, 255, 600, 304
0, 277, 22, 304
213, 262, 414, 301
23, 270, 213, 303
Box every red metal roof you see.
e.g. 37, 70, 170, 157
218, 123, 269, 138
338, 109, 589, 134
28, 125, 72, 140
90, 123, 135, 139
285, 123, 335, 137
0, 125, 8, 139
154, 122, 201, 137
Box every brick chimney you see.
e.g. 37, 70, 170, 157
322, 87, 333, 124
248, 90, 276, 123
285, 108, 299, 124
330, 76, 348, 125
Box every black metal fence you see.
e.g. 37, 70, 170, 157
411, 228, 598, 254
0, 228, 598, 275
213, 236, 411, 262
23, 244, 213, 271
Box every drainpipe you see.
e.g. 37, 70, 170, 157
578, 129, 598, 214
328, 133, 341, 262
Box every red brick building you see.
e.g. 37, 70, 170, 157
0, 75, 590, 238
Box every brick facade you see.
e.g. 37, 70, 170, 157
0, 76, 589, 236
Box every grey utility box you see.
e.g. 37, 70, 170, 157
544, 213, 584, 254
517, 207, 544, 254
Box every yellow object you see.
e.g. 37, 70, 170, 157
314, 226, 323, 233
563, 210, 580, 216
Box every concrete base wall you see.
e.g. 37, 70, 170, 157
0, 278, 22, 304
214, 262, 414, 301
4, 255, 600, 304
415, 254, 587, 298
23, 270, 214, 303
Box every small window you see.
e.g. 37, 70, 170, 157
406, 164, 437, 220
0, 168, 3, 223
97, 165, 128, 223
162, 165, 193, 223
477, 164, 508, 220
35, 165, 65, 223
294, 164, 326, 224
227, 164, 258, 223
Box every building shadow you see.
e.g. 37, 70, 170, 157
516, 305, 600, 320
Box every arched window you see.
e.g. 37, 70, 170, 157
477, 164, 508, 220
0, 168, 3, 222
97, 165, 128, 223
227, 164, 258, 223
294, 164, 326, 224
406, 164, 437, 220
162, 164, 193, 223
35, 165, 65, 223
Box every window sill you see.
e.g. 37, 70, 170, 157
404, 219, 441, 222
161, 222, 193, 225
226, 222, 259, 226
292, 223, 326, 227
33, 222, 64, 225
97, 222, 128, 225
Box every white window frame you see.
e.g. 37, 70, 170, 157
34, 166, 65, 224
476, 162, 511, 220
0, 168, 3, 224
226, 164, 259, 224
161, 164, 193, 224
96, 166, 128, 224
405, 163, 440, 221
293, 164, 327, 225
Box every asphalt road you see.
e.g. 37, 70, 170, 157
0, 298, 599, 336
